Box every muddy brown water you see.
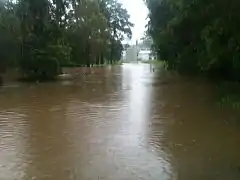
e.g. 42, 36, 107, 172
1, 63, 240, 180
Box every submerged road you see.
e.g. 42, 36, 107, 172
1, 63, 240, 180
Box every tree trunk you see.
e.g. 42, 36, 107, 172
96, 56, 99, 65
110, 44, 113, 64
0, 76, 3, 87
100, 53, 104, 65
85, 42, 91, 67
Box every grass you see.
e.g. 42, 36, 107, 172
122, 60, 139, 63
141, 60, 166, 67
62, 61, 123, 68
111, 61, 123, 65
220, 94, 240, 109
216, 82, 240, 109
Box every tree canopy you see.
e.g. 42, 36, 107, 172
0, 0, 133, 80
146, 0, 240, 80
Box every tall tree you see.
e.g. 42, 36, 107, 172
0, 0, 133, 80
99, 0, 133, 63
146, 0, 240, 79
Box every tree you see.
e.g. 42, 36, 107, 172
99, 0, 133, 63
146, 0, 240, 79
0, 0, 133, 80
0, 1, 20, 69
139, 35, 152, 49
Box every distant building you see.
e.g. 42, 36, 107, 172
121, 43, 154, 62
122, 45, 139, 62
138, 50, 152, 61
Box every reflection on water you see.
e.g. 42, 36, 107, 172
0, 63, 240, 180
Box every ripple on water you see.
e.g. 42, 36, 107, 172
0, 109, 30, 180
1, 64, 240, 180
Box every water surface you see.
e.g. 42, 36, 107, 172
1, 63, 240, 180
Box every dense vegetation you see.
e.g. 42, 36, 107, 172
146, 0, 240, 81
0, 0, 133, 80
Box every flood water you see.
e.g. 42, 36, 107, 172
1, 63, 240, 180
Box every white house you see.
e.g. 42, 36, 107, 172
122, 45, 153, 62
122, 45, 139, 62
138, 50, 152, 61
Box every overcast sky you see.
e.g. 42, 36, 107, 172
119, 0, 148, 44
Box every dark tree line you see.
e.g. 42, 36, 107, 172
146, 0, 240, 80
0, 0, 133, 80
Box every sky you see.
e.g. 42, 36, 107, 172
119, 0, 149, 44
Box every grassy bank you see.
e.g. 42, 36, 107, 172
141, 60, 240, 109
141, 60, 166, 67
62, 61, 123, 68
216, 82, 240, 109
1, 62, 123, 83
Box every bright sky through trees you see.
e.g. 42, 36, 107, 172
119, 0, 148, 44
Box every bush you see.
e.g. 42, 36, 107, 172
46, 44, 72, 67
20, 47, 61, 81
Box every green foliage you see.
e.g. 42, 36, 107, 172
20, 47, 60, 80
0, 1, 20, 68
146, 0, 240, 80
46, 43, 72, 67
216, 82, 240, 109
0, 0, 133, 81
